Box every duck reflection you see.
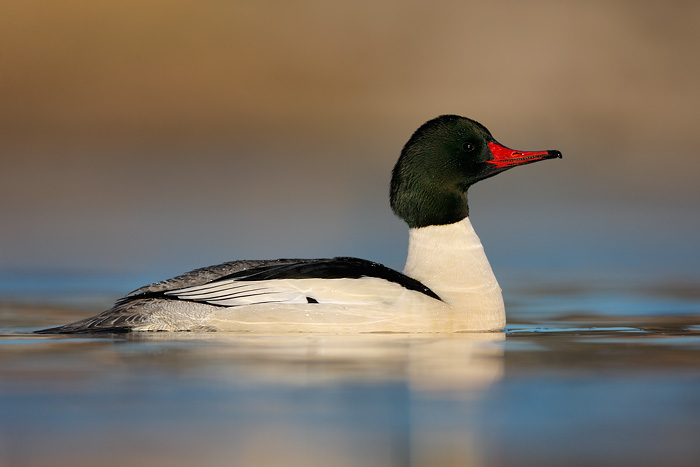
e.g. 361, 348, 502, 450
118, 332, 505, 465
123, 332, 505, 395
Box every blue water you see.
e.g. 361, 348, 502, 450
1, 272, 699, 466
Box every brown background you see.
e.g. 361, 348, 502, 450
2, 1, 699, 279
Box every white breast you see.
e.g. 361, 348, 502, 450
402, 217, 505, 331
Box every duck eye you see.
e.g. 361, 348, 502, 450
462, 142, 475, 152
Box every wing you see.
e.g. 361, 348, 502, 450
124, 258, 308, 296
134, 256, 441, 307
164, 278, 317, 306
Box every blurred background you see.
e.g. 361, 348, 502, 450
2, 0, 699, 293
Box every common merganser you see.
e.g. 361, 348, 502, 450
37, 115, 561, 334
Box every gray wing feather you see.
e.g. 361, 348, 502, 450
126, 258, 310, 296
35, 298, 161, 333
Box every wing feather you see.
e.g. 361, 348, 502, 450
165, 279, 313, 306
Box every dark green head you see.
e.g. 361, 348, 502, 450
390, 115, 562, 228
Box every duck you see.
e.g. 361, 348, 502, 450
37, 115, 561, 334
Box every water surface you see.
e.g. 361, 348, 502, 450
1, 275, 699, 466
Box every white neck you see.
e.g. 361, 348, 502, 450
403, 217, 505, 331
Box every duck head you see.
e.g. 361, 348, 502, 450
390, 115, 562, 228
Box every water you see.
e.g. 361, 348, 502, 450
1, 275, 700, 466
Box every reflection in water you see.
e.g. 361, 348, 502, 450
131, 333, 506, 466
122, 332, 505, 393
0, 330, 505, 467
